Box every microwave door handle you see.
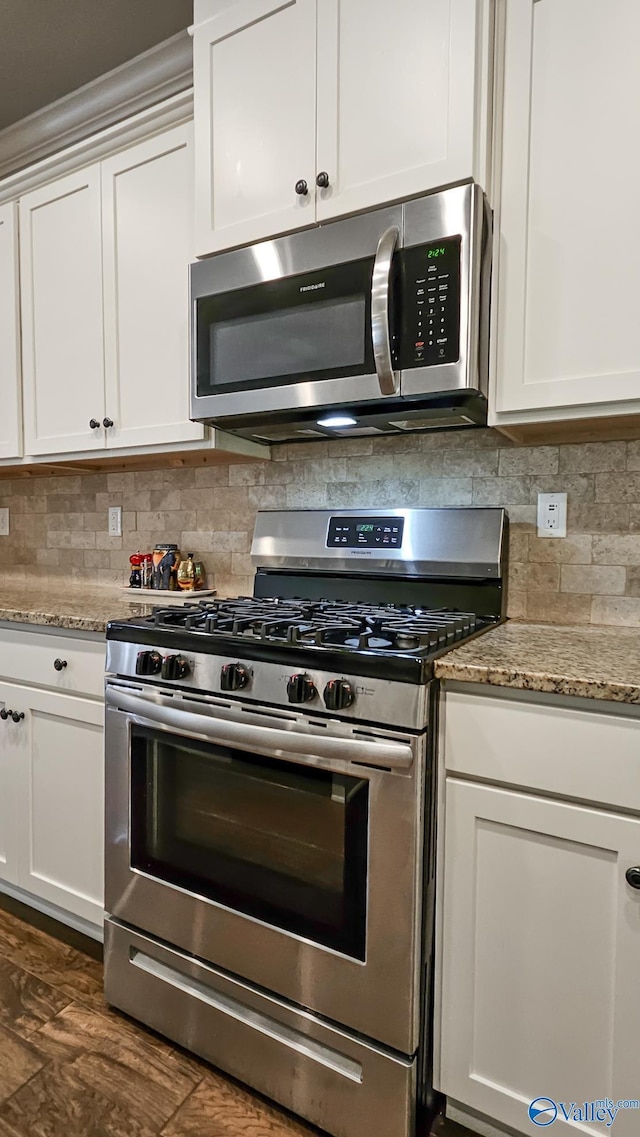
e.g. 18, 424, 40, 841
371, 225, 400, 396
105, 686, 413, 771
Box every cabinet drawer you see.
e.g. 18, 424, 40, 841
442, 686, 640, 812
0, 627, 105, 699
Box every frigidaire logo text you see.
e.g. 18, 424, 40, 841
299, 282, 326, 292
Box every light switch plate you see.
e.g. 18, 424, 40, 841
0, 508, 9, 536
537, 492, 567, 538
108, 506, 122, 537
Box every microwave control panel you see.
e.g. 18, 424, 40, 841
398, 235, 461, 369
327, 516, 405, 549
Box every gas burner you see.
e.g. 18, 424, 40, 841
135, 597, 483, 659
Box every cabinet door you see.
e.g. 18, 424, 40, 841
20, 167, 106, 455
493, 0, 640, 418
0, 203, 22, 460
8, 684, 104, 928
0, 686, 20, 887
193, 0, 317, 255
101, 125, 205, 449
316, 0, 487, 221
439, 779, 640, 1136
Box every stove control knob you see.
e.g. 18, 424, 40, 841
286, 673, 317, 704
135, 650, 162, 676
323, 678, 355, 711
221, 662, 249, 692
161, 654, 190, 681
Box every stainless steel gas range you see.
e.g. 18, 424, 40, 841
103, 507, 507, 1137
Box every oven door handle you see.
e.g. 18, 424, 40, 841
371, 224, 400, 396
105, 687, 414, 770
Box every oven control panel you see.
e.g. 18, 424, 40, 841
399, 235, 461, 369
327, 516, 404, 549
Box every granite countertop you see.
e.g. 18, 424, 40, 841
434, 621, 640, 705
1, 580, 639, 705
0, 579, 157, 634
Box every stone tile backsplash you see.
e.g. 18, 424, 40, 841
2, 428, 640, 626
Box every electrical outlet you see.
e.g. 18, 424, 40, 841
537, 492, 567, 538
0, 508, 9, 536
108, 506, 122, 537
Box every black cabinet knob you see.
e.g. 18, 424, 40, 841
89, 419, 100, 429
295, 179, 309, 196
53, 658, 68, 671
220, 662, 249, 692
323, 678, 355, 711
103, 417, 114, 429
315, 171, 330, 188
135, 650, 162, 677
0, 709, 11, 721
161, 655, 190, 681
286, 673, 317, 704
626, 867, 640, 890
11, 712, 24, 723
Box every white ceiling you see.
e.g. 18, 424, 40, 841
0, 0, 193, 132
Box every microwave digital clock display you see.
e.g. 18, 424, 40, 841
398, 234, 461, 370
327, 517, 404, 549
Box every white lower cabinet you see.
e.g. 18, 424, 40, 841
438, 691, 640, 1137
0, 680, 104, 929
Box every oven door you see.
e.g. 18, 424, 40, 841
105, 682, 426, 1054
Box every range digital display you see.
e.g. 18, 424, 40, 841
327, 516, 404, 549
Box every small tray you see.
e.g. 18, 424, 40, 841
121, 587, 216, 603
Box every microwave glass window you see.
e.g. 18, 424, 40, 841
130, 725, 369, 959
210, 296, 365, 388
195, 256, 376, 396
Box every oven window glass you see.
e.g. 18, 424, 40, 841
130, 726, 369, 960
195, 256, 376, 396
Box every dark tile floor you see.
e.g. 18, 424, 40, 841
0, 906, 472, 1137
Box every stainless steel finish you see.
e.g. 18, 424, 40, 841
105, 919, 416, 1137
105, 641, 430, 730
131, 950, 363, 1081
371, 225, 400, 396
189, 184, 490, 430
251, 507, 506, 579
401, 183, 490, 401
105, 684, 427, 1053
105, 684, 414, 768
190, 201, 403, 298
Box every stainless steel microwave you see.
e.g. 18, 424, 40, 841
189, 183, 491, 443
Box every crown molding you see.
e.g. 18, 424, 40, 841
0, 89, 193, 205
0, 31, 193, 182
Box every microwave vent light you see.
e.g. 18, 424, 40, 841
316, 415, 358, 429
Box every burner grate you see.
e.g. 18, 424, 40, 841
143, 597, 480, 657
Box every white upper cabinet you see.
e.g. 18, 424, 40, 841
193, 0, 317, 255
492, 0, 640, 422
20, 168, 106, 456
17, 122, 203, 460
193, 0, 490, 256
316, 0, 486, 223
0, 203, 22, 460
101, 125, 204, 449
